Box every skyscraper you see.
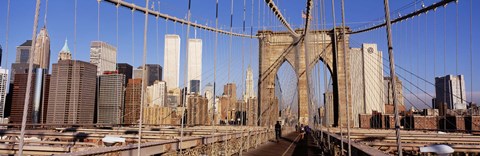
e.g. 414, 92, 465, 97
164, 35, 181, 90
125, 79, 142, 124
0, 69, 8, 118
190, 80, 200, 94
10, 72, 36, 124
90, 41, 117, 75
117, 63, 133, 87
187, 38, 202, 94
34, 26, 50, 70
133, 68, 143, 79
47, 60, 97, 124
58, 39, 72, 61
144, 64, 163, 86
146, 80, 167, 107
323, 90, 334, 127
350, 44, 385, 127
384, 76, 404, 106
224, 83, 237, 123
11, 69, 49, 124
97, 72, 125, 124
10, 63, 39, 84
186, 95, 208, 126
132, 65, 162, 86
166, 88, 181, 108
244, 65, 255, 102
204, 83, 214, 111
435, 75, 467, 110
16, 40, 32, 63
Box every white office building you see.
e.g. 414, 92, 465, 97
435, 75, 467, 110
204, 83, 214, 112
146, 81, 167, 107
164, 35, 181, 90
90, 41, 117, 75
0, 69, 8, 118
350, 43, 385, 127
187, 39, 202, 94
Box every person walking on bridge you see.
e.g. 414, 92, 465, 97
275, 121, 282, 142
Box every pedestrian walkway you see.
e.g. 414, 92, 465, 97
243, 132, 322, 156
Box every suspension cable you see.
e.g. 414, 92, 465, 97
97, 0, 101, 41
180, 0, 192, 154
130, 2, 136, 143
339, 0, 351, 154
443, 6, 447, 129
212, 1, 219, 151
19, 0, 41, 155
138, 0, 150, 155
156, 2, 160, 69
329, 0, 344, 154
470, 0, 473, 105
3, 0, 11, 69
455, 1, 458, 75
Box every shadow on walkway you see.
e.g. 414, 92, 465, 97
242, 132, 322, 156
291, 133, 322, 156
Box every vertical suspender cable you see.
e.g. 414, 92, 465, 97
156, 3, 160, 70
424, 3, 427, 111
443, 7, 447, 128
115, 0, 119, 126
424, 3, 428, 125
229, 0, 233, 84
329, 0, 344, 154
434, 11, 436, 78
3, 0, 10, 69
73, 0, 78, 124
242, 0, 246, 128
98, 0, 101, 41
138, 0, 150, 155
339, 0, 351, 155
19, 0, 41, 155
239, 0, 246, 153
321, 0, 331, 145
455, 2, 458, 75
180, 0, 192, 154
2, 0, 11, 120
470, 0, 473, 105
130, 4, 135, 128
250, 0, 254, 66
382, 0, 402, 155
212, 0, 219, 146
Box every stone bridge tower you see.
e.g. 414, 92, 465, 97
257, 28, 352, 127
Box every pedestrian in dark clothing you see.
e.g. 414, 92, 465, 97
275, 121, 282, 142
300, 124, 305, 139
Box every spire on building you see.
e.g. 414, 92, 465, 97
244, 65, 255, 102
34, 25, 51, 69
58, 38, 72, 61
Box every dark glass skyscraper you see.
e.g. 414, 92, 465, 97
117, 63, 133, 87
145, 64, 162, 86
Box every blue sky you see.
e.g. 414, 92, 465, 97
0, 0, 478, 110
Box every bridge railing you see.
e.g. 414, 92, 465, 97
54, 128, 274, 156
312, 129, 389, 156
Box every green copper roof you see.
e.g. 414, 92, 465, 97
61, 38, 70, 53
